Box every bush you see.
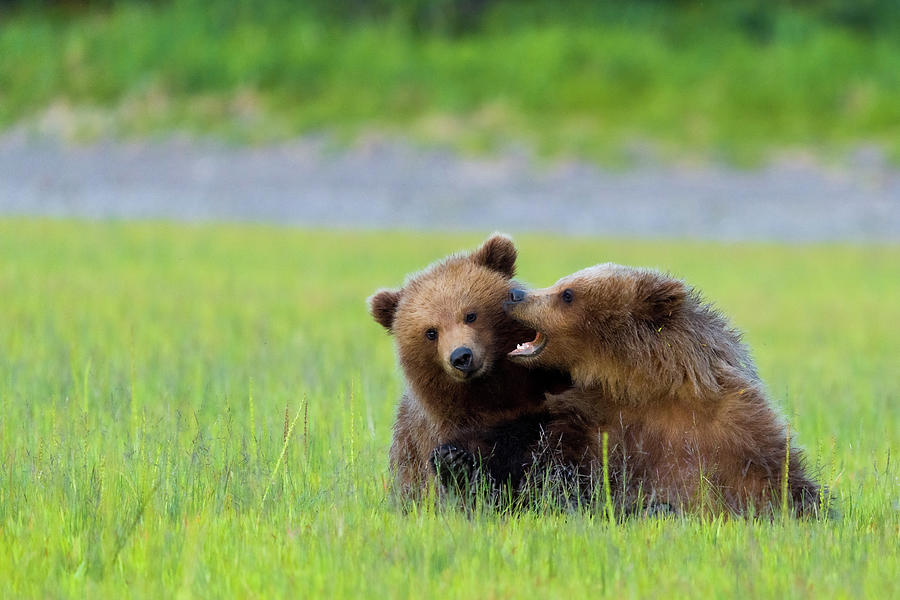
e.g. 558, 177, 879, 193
2, 1, 899, 37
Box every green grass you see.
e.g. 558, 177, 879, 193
2, 2, 900, 164
0, 220, 897, 597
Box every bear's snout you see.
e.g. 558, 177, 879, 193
449, 346, 475, 373
508, 288, 527, 303
505, 288, 530, 317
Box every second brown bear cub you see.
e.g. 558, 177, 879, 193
505, 263, 822, 516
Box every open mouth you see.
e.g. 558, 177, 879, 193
508, 331, 547, 359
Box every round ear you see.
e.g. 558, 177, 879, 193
368, 289, 402, 331
638, 275, 686, 324
470, 233, 517, 278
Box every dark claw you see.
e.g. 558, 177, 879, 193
431, 444, 477, 491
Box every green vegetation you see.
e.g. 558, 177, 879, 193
0, 220, 897, 597
1, 1, 900, 163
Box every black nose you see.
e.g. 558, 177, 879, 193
508, 288, 527, 303
449, 346, 474, 372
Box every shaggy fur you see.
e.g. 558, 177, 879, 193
429, 405, 604, 508
505, 263, 822, 516
369, 235, 570, 500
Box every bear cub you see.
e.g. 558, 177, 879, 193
369, 235, 575, 505
505, 263, 823, 516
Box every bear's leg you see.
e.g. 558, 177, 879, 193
787, 450, 830, 518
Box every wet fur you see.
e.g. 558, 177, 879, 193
431, 407, 602, 508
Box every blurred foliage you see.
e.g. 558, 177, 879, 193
1, 0, 899, 162
3, 0, 900, 36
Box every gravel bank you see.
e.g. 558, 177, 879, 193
1, 135, 898, 241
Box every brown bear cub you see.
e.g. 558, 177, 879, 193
369, 235, 575, 505
505, 263, 822, 516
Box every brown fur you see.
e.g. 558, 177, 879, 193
369, 235, 568, 499
506, 263, 822, 516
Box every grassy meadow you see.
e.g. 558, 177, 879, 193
0, 219, 897, 597
2, 1, 900, 163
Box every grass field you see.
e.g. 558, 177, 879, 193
0, 220, 897, 597
2, 2, 900, 164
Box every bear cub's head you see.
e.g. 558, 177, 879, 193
504, 263, 690, 387
369, 234, 533, 386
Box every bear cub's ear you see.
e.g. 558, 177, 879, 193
638, 275, 686, 324
470, 233, 517, 278
369, 289, 402, 331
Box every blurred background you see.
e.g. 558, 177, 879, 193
0, 0, 898, 239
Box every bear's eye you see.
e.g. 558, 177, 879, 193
561, 289, 574, 304
425, 328, 438, 341
464, 312, 477, 324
